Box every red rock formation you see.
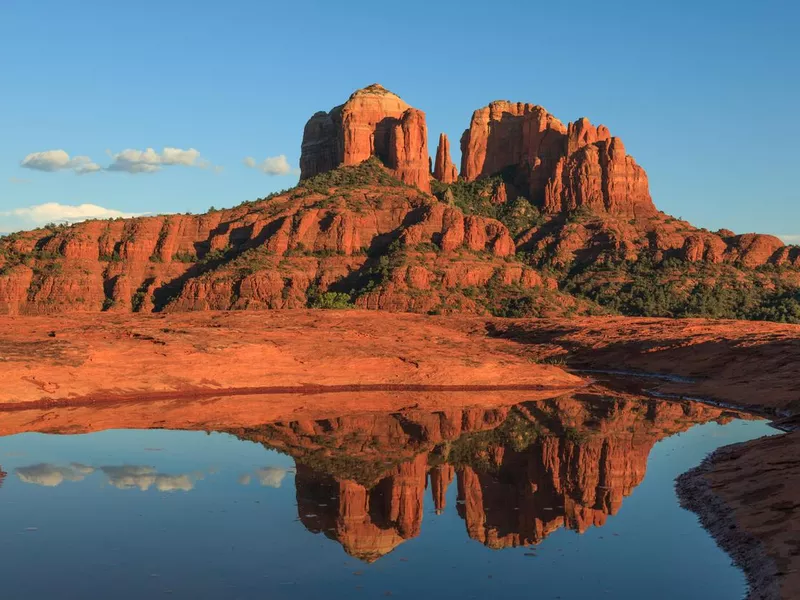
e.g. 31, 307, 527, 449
2, 85, 798, 318
460, 101, 656, 218
300, 84, 430, 192
285, 409, 511, 561
725, 233, 785, 267
433, 133, 458, 183
453, 397, 734, 549
243, 395, 735, 557
296, 467, 407, 562
546, 136, 655, 218
386, 108, 430, 190
460, 102, 565, 183
566, 117, 611, 155
0, 172, 547, 316
491, 182, 508, 205
429, 464, 455, 514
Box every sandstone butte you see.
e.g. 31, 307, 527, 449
460, 105, 654, 218
300, 83, 431, 192
1, 83, 799, 317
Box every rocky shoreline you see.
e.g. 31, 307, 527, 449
677, 443, 782, 600
679, 430, 800, 600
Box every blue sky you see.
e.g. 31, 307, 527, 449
1, 0, 798, 240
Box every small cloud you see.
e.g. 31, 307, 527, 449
253, 466, 290, 488
106, 147, 215, 174
9, 177, 32, 184
0, 202, 143, 232
100, 466, 195, 492
777, 234, 800, 245
20, 150, 101, 175
15, 463, 95, 487
238, 474, 252, 486
14, 463, 198, 492
243, 155, 297, 176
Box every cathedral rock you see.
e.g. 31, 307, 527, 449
299, 84, 431, 192
460, 102, 656, 218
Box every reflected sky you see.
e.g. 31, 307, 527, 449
0, 396, 779, 600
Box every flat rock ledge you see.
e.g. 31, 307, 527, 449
676, 444, 780, 600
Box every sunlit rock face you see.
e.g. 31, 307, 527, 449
233, 394, 737, 560
459, 102, 655, 219
295, 455, 428, 562
432, 133, 458, 184
300, 84, 431, 192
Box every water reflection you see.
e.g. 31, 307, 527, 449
227, 394, 739, 560
0, 394, 744, 560
0, 390, 769, 600
14, 463, 200, 492
237, 466, 293, 488
100, 466, 196, 492
16, 463, 94, 487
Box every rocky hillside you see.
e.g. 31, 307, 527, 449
1, 84, 798, 321
0, 160, 583, 317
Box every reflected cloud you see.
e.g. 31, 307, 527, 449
100, 466, 194, 492
238, 466, 293, 488
13, 463, 198, 492
15, 463, 95, 487
255, 467, 289, 488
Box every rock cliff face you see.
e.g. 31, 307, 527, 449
460, 102, 655, 218
432, 133, 458, 183
2, 84, 798, 319
300, 84, 430, 192
0, 161, 572, 316
232, 393, 738, 559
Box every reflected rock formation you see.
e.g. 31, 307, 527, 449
233, 394, 739, 560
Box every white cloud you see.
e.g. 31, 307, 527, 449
9, 177, 31, 184
100, 466, 194, 492
253, 466, 290, 488
243, 154, 296, 176
107, 147, 212, 174
15, 463, 95, 487
777, 234, 800, 245
0, 202, 143, 232
14, 462, 199, 492
20, 150, 101, 175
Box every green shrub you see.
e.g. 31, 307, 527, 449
172, 251, 197, 263
308, 291, 353, 309
298, 157, 408, 195
564, 254, 800, 323
431, 179, 543, 238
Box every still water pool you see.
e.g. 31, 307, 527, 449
0, 395, 776, 599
